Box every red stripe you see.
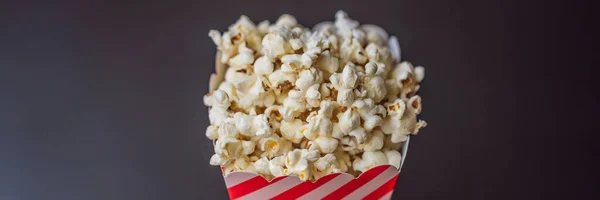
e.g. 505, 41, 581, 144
271, 176, 287, 183
321, 165, 390, 200
361, 174, 399, 200
227, 176, 284, 199
270, 173, 341, 200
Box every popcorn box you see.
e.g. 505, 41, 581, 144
221, 137, 410, 200
207, 20, 423, 198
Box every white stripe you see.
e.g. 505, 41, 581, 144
236, 176, 303, 200
399, 136, 410, 172
342, 166, 398, 200
296, 174, 354, 200
224, 172, 258, 188
379, 190, 394, 200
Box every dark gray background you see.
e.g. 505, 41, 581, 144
1, 0, 598, 199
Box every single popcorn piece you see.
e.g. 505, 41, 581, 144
352, 98, 386, 131
254, 56, 274, 77
353, 151, 389, 173
253, 157, 272, 177
207, 90, 231, 126
252, 114, 273, 137
284, 149, 320, 181
362, 62, 388, 103
205, 125, 219, 140
305, 84, 322, 107
312, 154, 342, 180
330, 63, 360, 106
384, 149, 402, 170
223, 156, 257, 175
279, 119, 305, 143
337, 109, 360, 134
381, 95, 427, 143
204, 11, 427, 180
210, 154, 228, 166
228, 42, 255, 67
241, 140, 256, 155
315, 50, 339, 77
361, 24, 388, 46
269, 156, 287, 177
258, 134, 293, 159
361, 129, 385, 151
214, 136, 243, 158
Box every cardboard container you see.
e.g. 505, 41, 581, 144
222, 137, 410, 200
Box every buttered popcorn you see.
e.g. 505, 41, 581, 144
204, 11, 427, 181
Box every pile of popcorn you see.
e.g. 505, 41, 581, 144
204, 11, 426, 181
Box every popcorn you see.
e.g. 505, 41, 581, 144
381, 96, 427, 143
348, 127, 367, 144
312, 136, 339, 154
361, 24, 388, 45
414, 66, 425, 83
331, 63, 359, 89
330, 63, 360, 106
305, 84, 322, 107
331, 122, 344, 139
313, 154, 341, 180
301, 47, 322, 67
269, 156, 287, 177
213, 136, 243, 161
361, 129, 384, 151
296, 68, 322, 90
262, 30, 292, 59
205, 125, 219, 140
333, 147, 352, 172
279, 119, 305, 143
383, 135, 403, 150
210, 154, 228, 166
389, 61, 422, 100
340, 38, 367, 64
341, 136, 360, 155
232, 112, 253, 136
352, 151, 388, 173
241, 140, 256, 155
217, 122, 239, 138
257, 20, 270, 35
254, 157, 272, 177
254, 56, 274, 77
314, 50, 339, 77
258, 134, 292, 159
304, 102, 335, 139
289, 38, 304, 50
279, 96, 307, 121
352, 99, 386, 131
204, 11, 427, 180
268, 69, 297, 89
336, 88, 354, 107
223, 156, 255, 175
252, 114, 273, 137
229, 42, 255, 67
281, 54, 304, 72
388, 36, 401, 63
275, 14, 298, 28
284, 149, 320, 181
384, 150, 402, 170
362, 62, 387, 103
334, 11, 359, 36
337, 109, 360, 134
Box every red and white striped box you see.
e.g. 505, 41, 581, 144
221, 137, 410, 200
